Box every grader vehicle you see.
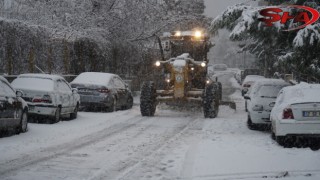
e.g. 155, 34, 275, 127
140, 30, 221, 118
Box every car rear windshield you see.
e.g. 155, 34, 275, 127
286, 88, 320, 102
12, 77, 54, 91
0, 80, 16, 97
258, 85, 285, 98
71, 83, 106, 90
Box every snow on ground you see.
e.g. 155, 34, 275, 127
0, 70, 319, 180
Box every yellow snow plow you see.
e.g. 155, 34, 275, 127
140, 30, 222, 118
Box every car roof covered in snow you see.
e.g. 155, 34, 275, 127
280, 83, 320, 104
71, 72, 116, 86
252, 79, 289, 86
242, 75, 265, 84
11, 74, 61, 92
16, 73, 65, 81
249, 79, 290, 96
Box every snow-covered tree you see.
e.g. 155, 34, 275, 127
210, 1, 320, 80
0, 0, 208, 80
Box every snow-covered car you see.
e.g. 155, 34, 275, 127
241, 69, 260, 82
11, 74, 80, 124
0, 76, 28, 134
241, 75, 265, 96
245, 79, 290, 130
70, 72, 133, 112
212, 64, 228, 71
270, 83, 320, 149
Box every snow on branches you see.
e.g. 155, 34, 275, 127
209, 2, 320, 78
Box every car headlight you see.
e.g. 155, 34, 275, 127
194, 31, 202, 38
201, 62, 206, 67
155, 61, 161, 67
175, 31, 181, 37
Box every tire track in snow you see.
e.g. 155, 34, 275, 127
184, 169, 320, 180
0, 114, 147, 178
97, 117, 202, 180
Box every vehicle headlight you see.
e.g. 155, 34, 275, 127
194, 31, 202, 38
166, 79, 170, 83
175, 31, 181, 37
252, 104, 263, 111
201, 62, 206, 67
191, 67, 195, 71
155, 61, 161, 67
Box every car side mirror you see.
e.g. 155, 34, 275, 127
16, 90, 23, 97
269, 102, 276, 108
244, 95, 250, 100
72, 88, 78, 93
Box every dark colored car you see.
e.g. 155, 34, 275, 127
70, 72, 133, 112
0, 76, 28, 134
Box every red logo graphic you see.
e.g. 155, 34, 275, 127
258, 5, 320, 31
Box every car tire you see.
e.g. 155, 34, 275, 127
276, 136, 286, 146
70, 105, 78, 120
51, 107, 61, 124
20, 110, 28, 133
126, 96, 133, 109
203, 83, 219, 118
140, 81, 157, 116
310, 140, 320, 151
247, 115, 257, 130
271, 132, 276, 140
107, 97, 117, 112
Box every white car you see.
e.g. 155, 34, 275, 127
270, 83, 320, 149
245, 79, 290, 130
241, 75, 265, 96
11, 74, 80, 124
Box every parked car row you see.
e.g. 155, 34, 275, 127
0, 72, 133, 136
243, 76, 320, 150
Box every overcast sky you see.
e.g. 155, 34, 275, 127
204, 0, 248, 18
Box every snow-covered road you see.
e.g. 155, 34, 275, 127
1, 71, 319, 180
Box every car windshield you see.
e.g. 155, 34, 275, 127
258, 85, 285, 98
12, 77, 54, 91
0, 80, 16, 97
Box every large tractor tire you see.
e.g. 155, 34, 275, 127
140, 81, 157, 116
203, 83, 219, 118
217, 82, 222, 101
